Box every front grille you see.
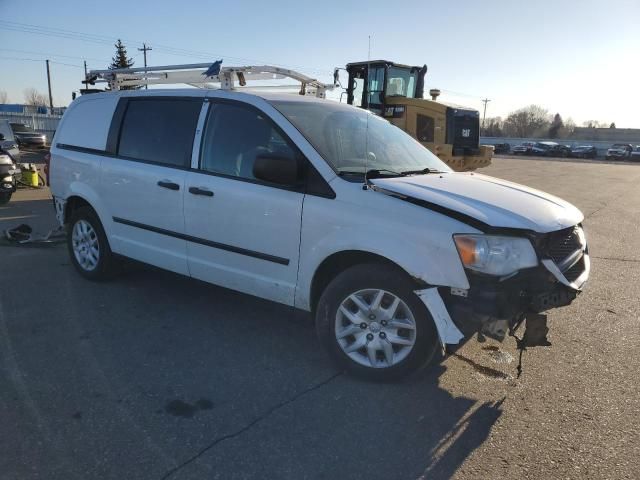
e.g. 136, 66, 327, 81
545, 226, 587, 285
547, 227, 583, 264
563, 256, 585, 283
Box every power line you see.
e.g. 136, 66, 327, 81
0, 56, 82, 68
0, 47, 104, 62
50, 60, 84, 69
0, 20, 334, 76
439, 88, 485, 100
0, 55, 43, 62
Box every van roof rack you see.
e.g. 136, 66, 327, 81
85, 62, 337, 98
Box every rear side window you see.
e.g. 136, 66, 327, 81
56, 96, 119, 150
200, 102, 297, 180
118, 99, 201, 167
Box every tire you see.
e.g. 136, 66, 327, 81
0, 192, 11, 205
315, 263, 440, 381
67, 206, 118, 281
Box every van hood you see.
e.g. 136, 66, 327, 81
372, 172, 583, 233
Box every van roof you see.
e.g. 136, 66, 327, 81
78, 88, 335, 105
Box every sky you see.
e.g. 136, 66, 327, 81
1, 0, 639, 127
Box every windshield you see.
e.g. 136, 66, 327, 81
386, 67, 417, 98
10, 123, 33, 133
0, 121, 16, 142
271, 100, 451, 175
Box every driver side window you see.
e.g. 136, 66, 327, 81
200, 102, 296, 180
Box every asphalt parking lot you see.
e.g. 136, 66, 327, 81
1, 156, 639, 480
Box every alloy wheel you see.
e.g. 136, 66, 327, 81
335, 289, 417, 368
71, 219, 100, 271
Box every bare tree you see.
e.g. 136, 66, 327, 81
0, 90, 8, 104
582, 120, 607, 128
559, 117, 576, 138
482, 116, 504, 137
503, 105, 551, 138
23, 88, 48, 106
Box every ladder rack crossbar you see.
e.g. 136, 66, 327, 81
86, 63, 337, 98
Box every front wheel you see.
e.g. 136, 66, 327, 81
0, 192, 11, 205
315, 263, 439, 381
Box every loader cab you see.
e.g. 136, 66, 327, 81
345, 60, 427, 115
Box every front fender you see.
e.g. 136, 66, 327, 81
295, 195, 474, 310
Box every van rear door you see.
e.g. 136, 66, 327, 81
99, 96, 202, 275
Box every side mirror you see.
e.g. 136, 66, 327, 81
253, 155, 299, 186
0, 133, 5, 141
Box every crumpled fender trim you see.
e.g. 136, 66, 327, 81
54, 197, 66, 226
415, 287, 464, 345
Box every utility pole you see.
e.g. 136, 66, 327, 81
45, 59, 54, 110
481, 98, 491, 131
138, 43, 152, 89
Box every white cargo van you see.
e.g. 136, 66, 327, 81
50, 88, 589, 380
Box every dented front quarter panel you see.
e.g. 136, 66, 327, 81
295, 178, 479, 311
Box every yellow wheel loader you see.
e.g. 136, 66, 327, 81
343, 60, 492, 171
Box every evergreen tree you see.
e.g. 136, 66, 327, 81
109, 39, 138, 90
609, 122, 616, 129
548, 113, 564, 138
110, 39, 134, 70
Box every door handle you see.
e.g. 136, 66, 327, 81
188, 186, 214, 197
157, 180, 180, 191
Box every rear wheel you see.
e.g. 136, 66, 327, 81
315, 263, 439, 381
67, 207, 118, 280
0, 192, 11, 205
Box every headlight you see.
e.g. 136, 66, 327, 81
453, 234, 538, 276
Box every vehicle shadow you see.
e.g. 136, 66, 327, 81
418, 395, 505, 479
102, 263, 505, 479
2, 227, 504, 480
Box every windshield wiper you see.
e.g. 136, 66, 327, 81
338, 168, 404, 178
399, 167, 444, 175
366, 168, 405, 178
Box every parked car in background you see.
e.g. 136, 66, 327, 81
9, 123, 47, 148
531, 142, 572, 158
531, 142, 553, 156
491, 142, 511, 154
0, 120, 21, 163
605, 143, 633, 160
570, 145, 598, 159
631, 146, 640, 162
512, 142, 535, 155
548, 144, 572, 157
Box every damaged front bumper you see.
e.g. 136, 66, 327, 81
417, 225, 590, 346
